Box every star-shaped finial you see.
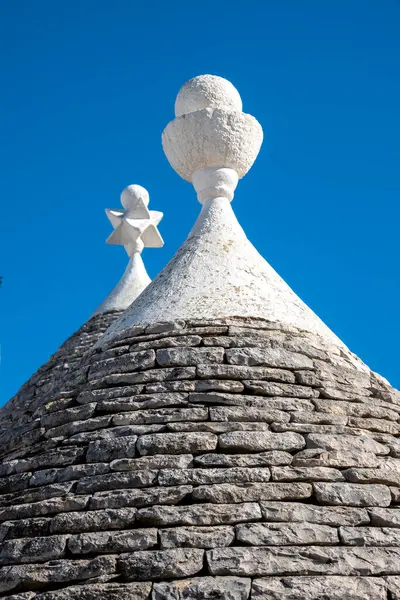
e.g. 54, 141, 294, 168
106, 184, 163, 256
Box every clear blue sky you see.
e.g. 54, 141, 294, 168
1, 1, 399, 404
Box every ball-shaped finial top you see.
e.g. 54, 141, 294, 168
120, 184, 149, 210
163, 75, 263, 188
174, 75, 243, 118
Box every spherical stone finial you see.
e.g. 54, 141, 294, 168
120, 184, 149, 211
162, 75, 263, 201
174, 74, 243, 118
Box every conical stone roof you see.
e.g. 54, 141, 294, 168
1, 76, 400, 600
2, 185, 162, 433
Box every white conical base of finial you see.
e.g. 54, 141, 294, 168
99, 198, 345, 349
94, 183, 163, 315
93, 253, 151, 315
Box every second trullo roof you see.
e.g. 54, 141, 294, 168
2, 184, 163, 428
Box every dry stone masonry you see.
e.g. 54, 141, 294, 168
0, 311, 122, 435
2, 75, 398, 599
1, 320, 400, 598
3, 182, 164, 438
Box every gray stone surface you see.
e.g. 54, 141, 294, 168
3, 318, 400, 596
195, 451, 293, 468
386, 438, 400, 458
206, 546, 400, 576
379, 457, 400, 471
110, 453, 193, 472
133, 334, 202, 350
307, 434, 389, 455
145, 380, 196, 393
44, 416, 111, 440
348, 416, 400, 434
65, 425, 161, 444
112, 407, 208, 426
340, 526, 400, 546
314, 482, 392, 507
272, 422, 351, 434
218, 431, 305, 452
78, 386, 145, 403
68, 527, 157, 554
209, 406, 289, 423
50, 507, 137, 533
166, 421, 270, 433
314, 398, 400, 421
290, 411, 348, 425
144, 320, 186, 335
34, 582, 152, 600
259, 502, 370, 526
89, 485, 192, 510
156, 347, 224, 367
193, 482, 312, 503
195, 380, 245, 393
197, 364, 296, 382
88, 349, 156, 380
40, 403, 96, 429
29, 463, 110, 487
76, 470, 158, 493
0, 473, 31, 494
4, 517, 52, 539
93, 366, 197, 386
368, 508, 400, 527
0, 556, 116, 593
188, 392, 314, 411
137, 503, 262, 526
243, 380, 315, 398
391, 487, 400, 503
0, 535, 67, 565
271, 466, 344, 482
158, 467, 271, 486
152, 577, 251, 600
225, 347, 313, 369
236, 521, 339, 545
119, 548, 204, 580
97, 392, 189, 412
292, 448, 381, 469
343, 467, 400, 486
12, 448, 85, 473
137, 432, 218, 455
0, 495, 89, 521
295, 370, 322, 386
251, 576, 386, 599
386, 576, 400, 600
160, 525, 235, 548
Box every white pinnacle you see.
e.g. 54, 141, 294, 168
106, 184, 163, 256
93, 185, 163, 315
100, 75, 350, 355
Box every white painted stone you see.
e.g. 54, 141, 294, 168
94, 253, 151, 314
106, 184, 163, 257
93, 185, 163, 315
101, 196, 343, 346
163, 109, 262, 182
98, 76, 353, 355
192, 167, 238, 204
175, 74, 243, 117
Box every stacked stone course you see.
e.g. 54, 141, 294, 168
1, 319, 400, 598
0, 312, 122, 434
